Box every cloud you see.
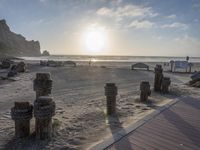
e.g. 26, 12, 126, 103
166, 14, 176, 19
193, 3, 200, 9
97, 7, 112, 16
96, 4, 158, 30
127, 20, 154, 29
161, 22, 188, 30
97, 4, 158, 18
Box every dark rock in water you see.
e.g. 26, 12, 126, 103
42, 50, 50, 56
0, 19, 41, 56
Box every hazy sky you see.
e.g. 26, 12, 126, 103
0, 0, 200, 56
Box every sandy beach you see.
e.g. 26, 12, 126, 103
0, 60, 200, 150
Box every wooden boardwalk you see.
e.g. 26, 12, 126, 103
106, 97, 200, 150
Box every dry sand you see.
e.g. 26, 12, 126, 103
0, 61, 199, 150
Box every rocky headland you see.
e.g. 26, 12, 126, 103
0, 19, 41, 56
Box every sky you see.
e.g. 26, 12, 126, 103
0, 0, 200, 56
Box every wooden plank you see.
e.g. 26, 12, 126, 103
107, 97, 200, 150
140, 126, 199, 150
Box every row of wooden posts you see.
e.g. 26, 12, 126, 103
10, 65, 171, 140
105, 65, 171, 115
11, 73, 55, 140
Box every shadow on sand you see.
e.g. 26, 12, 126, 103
107, 113, 133, 150
2, 133, 49, 150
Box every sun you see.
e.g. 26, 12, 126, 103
83, 26, 107, 54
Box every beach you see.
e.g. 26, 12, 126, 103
0, 59, 200, 150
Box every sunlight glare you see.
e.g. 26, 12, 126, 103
83, 26, 107, 54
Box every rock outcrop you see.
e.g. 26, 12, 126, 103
42, 50, 50, 56
0, 19, 41, 56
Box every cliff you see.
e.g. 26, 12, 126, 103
0, 19, 41, 56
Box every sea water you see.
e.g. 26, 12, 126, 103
21, 55, 200, 63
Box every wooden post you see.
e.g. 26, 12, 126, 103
34, 96, 55, 140
140, 81, 151, 102
170, 60, 174, 72
33, 73, 52, 99
11, 102, 33, 138
188, 63, 193, 73
104, 83, 118, 115
154, 65, 163, 92
161, 77, 171, 94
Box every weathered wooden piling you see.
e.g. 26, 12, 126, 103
105, 83, 118, 115
33, 73, 52, 99
34, 96, 55, 140
161, 77, 171, 94
11, 102, 33, 138
154, 65, 163, 92
140, 81, 151, 102
170, 60, 174, 72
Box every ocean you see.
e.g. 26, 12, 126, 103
21, 55, 200, 63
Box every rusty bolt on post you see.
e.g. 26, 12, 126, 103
34, 96, 55, 140
161, 77, 171, 94
104, 83, 118, 115
11, 102, 33, 138
154, 65, 163, 92
140, 81, 151, 102
33, 73, 52, 99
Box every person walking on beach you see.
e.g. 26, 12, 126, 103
89, 59, 92, 66
186, 56, 189, 62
